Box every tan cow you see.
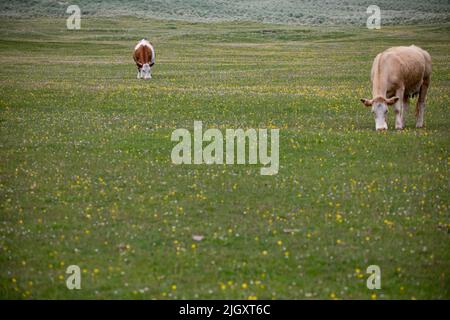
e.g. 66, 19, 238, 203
361, 45, 431, 130
133, 39, 155, 80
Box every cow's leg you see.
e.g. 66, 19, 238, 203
137, 69, 141, 79
394, 88, 405, 130
402, 95, 409, 128
416, 79, 430, 128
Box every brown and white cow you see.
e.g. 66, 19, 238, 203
133, 39, 155, 80
360, 45, 431, 130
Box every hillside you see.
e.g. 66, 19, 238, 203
0, 0, 449, 25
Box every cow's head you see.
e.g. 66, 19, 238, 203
360, 96, 399, 131
140, 63, 152, 80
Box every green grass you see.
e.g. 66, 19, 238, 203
0, 17, 449, 299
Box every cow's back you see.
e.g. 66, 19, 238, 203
133, 39, 154, 66
415, 46, 432, 80
375, 46, 430, 96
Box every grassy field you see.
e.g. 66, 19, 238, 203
0, 17, 449, 299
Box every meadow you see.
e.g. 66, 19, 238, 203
0, 16, 449, 299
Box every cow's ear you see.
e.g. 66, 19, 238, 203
360, 98, 373, 107
386, 96, 399, 105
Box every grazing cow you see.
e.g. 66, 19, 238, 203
360, 45, 431, 130
133, 39, 155, 80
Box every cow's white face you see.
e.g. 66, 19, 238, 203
141, 63, 152, 79
372, 102, 388, 131
360, 96, 399, 131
